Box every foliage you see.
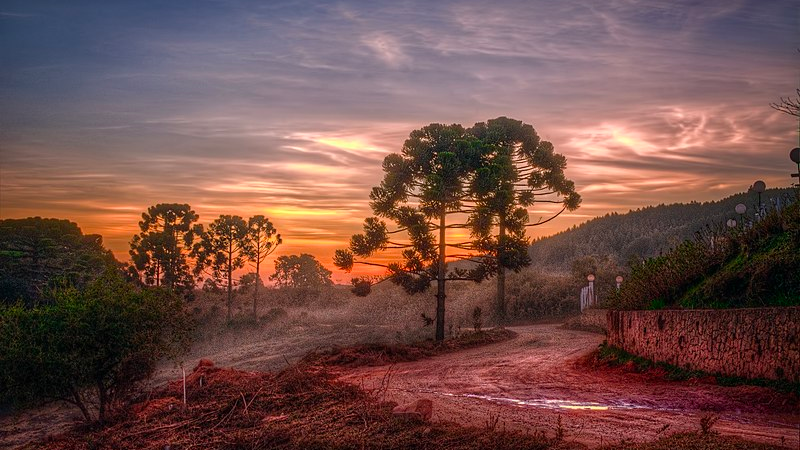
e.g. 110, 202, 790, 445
350, 277, 372, 297
0, 272, 191, 423
609, 200, 799, 310
596, 343, 800, 396
244, 215, 281, 318
270, 253, 333, 289
528, 188, 795, 272
129, 203, 200, 297
192, 215, 250, 321
503, 269, 582, 320
0, 218, 117, 307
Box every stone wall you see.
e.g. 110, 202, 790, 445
607, 307, 799, 382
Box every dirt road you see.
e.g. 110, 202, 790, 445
339, 324, 799, 448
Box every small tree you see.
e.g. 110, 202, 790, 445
0, 272, 191, 423
245, 215, 281, 318
270, 254, 333, 289
129, 203, 200, 297
192, 215, 251, 322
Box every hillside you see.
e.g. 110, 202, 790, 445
611, 198, 800, 310
528, 188, 796, 271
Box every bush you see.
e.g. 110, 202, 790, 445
0, 272, 192, 423
609, 201, 800, 310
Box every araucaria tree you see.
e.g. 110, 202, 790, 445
334, 123, 483, 341
192, 215, 250, 321
129, 203, 200, 297
467, 117, 580, 323
245, 215, 281, 318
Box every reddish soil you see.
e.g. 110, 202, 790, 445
338, 324, 799, 449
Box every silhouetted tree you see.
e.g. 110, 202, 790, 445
466, 117, 581, 323
0, 218, 117, 306
192, 215, 250, 322
771, 87, 800, 118
245, 215, 281, 318
129, 204, 200, 297
270, 254, 333, 289
334, 123, 484, 341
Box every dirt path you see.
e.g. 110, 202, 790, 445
339, 324, 799, 449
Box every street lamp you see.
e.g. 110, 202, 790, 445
587, 274, 595, 307
735, 203, 746, 227
752, 180, 766, 219
615, 275, 623, 291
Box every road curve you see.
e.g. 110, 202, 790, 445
339, 324, 799, 449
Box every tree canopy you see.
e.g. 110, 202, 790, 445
0, 218, 117, 306
129, 203, 200, 297
271, 253, 333, 289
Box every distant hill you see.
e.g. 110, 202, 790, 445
528, 188, 796, 272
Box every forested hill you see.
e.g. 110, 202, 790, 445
529, 187, 795, 271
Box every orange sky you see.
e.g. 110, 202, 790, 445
1, 1, 798, 283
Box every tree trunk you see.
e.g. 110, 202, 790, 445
435, 208, 446, 342
97, 380, 107, 424
253, 258, 260, 319
227, 240, 233, 322
71, 389, 92, 422
497, 217, 507, 325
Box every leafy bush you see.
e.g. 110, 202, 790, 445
0, 272, 192, 423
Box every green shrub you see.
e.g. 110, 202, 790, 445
0, 272, 192, 423
609, 201, 800, 310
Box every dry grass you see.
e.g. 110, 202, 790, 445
599, 432, 787, 450
28, 361, 563, 450
302, 328, 517, 368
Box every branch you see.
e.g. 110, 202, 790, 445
526, 205, 567, 227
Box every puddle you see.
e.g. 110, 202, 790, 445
404, 389, 663, 412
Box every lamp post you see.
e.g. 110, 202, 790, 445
615, 275, 623, 291
587, 274, 595, 307
752, 180, 766, 219
735, 203, 746, 227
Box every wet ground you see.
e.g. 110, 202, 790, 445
339, 324, 799, 448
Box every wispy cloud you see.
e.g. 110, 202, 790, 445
1, 0, 797, 280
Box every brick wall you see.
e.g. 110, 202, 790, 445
606, 307, 799, 382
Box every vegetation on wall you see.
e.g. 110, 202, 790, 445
608, 199, 799, 310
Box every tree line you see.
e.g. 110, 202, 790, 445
127, 205, 281, 321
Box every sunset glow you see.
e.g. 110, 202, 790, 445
1, 1, 798, 283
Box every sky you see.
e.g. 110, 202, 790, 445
1, 0, 798, 282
